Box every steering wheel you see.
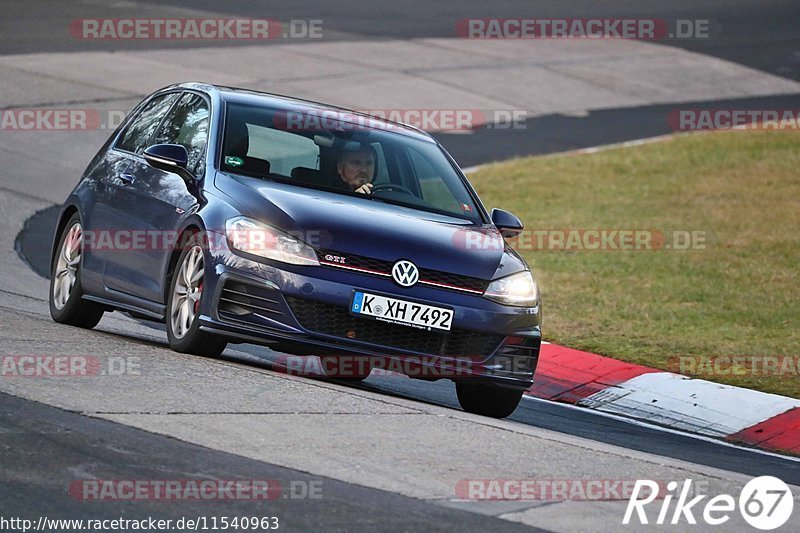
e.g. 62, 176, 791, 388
370, 183, 416, 196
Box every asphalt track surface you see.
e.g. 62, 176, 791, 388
0, 392, 542, 532
3, 1, 800, 531
3, 0, 799, 82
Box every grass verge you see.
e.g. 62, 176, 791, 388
469, 131, 800, 398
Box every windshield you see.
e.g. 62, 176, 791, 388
220, 102, 483, 223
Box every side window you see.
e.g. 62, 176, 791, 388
370, 142, 389, 183
407, 147, 462, 213
153, 93, 210, 174
116, 93, 179, 154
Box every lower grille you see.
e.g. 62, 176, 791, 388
286, 296, 503, 358
218, 280, 285, 319
493, 336, 541, 374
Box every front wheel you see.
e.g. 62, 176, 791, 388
166, 235, 227, 357
456, 382, 524, 419
49, 214, 105, 328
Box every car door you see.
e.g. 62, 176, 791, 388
84, 92, 181, 294
102, 91, 210, 303
92, 92, 182, 301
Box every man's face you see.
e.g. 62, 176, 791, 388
337, 150, 375, 190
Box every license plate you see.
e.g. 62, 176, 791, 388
351, 291, 453, 331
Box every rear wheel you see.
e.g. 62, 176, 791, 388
49, 214, 105, 328
456, 382, 523, 419
166, 234, 227, 357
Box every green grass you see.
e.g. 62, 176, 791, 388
469, 131, 800, 398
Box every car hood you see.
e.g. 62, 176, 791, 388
215, 173, 527, 280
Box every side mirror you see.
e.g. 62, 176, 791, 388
143, 144, 194, 182
491, 208, 524, 238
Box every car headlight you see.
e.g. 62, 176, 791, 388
225, 217, 319, 266
483, 270, 538, 307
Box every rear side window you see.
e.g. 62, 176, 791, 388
153, 93, 210, 174
116, 93, 180, 154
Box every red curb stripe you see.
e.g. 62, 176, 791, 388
528, 344, 658, 403
726, 408, 800, 455
527, 343, 799, 458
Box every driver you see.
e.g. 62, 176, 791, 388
336, 146, 375, 195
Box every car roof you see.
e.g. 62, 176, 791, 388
169, 81, 437, 143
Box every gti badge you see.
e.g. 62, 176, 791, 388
323, 254, 346, 264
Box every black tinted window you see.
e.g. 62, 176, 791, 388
153, 93, 210, 174
116, 93, 179, 154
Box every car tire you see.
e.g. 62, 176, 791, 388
319, 355, 372, 381
456, 382, 523, 419
166, 233, 227, 357
49, 214, 105, 328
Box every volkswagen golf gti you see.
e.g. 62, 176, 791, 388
49, 82, 541, 418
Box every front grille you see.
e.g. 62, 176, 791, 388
318, 249, 489, 294
321, 251, 391, 275
417, 270, 487, 293
286, 296, 504, 358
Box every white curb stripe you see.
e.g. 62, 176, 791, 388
521, 395, 800, 463
578, 372, 800, 437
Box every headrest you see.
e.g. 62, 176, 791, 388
291, 166, 321, 181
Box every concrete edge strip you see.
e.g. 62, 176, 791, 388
527, 343, 800, 457
461, 127, 798, 175
461, 132, 681, 174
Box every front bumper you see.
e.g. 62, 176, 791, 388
200, 243, 541, 389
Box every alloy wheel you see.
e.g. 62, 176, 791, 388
170, 245, 204, 338
52, 222, 82, 310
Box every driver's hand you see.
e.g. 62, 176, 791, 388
354, 182, 373, 195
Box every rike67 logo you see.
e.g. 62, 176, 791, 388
624, 477, 794, 530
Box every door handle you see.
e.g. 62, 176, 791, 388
119, 173, 135, 184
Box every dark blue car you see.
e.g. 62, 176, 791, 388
49, 82, 541, 418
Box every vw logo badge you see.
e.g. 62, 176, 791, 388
392, 260, 419, 287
